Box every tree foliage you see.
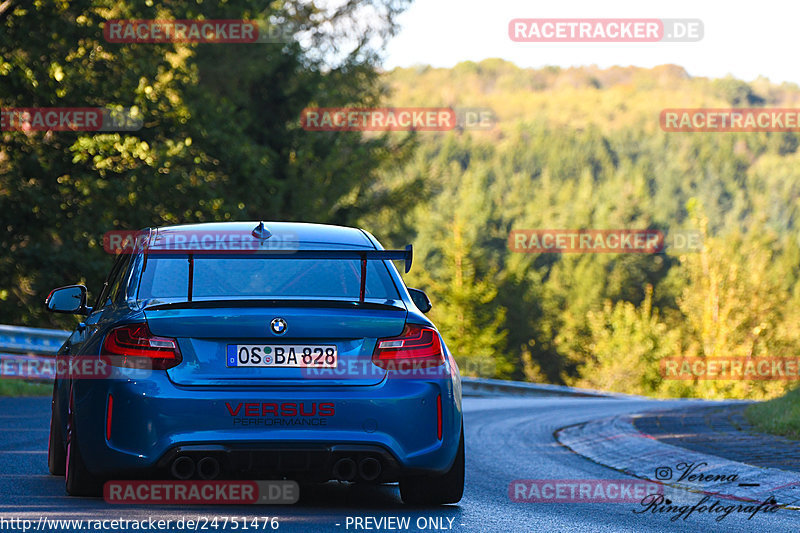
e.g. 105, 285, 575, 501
0, 0, 412, 327
365, 60, 800, 399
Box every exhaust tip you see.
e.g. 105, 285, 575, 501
332, 457, 357, 481
197, 456, 220, 480
358, 457, 382, 481
171, 456, 195, 480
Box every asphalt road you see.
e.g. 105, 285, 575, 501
1, 395, 798, 532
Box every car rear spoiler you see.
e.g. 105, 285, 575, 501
144, 245, 413, 304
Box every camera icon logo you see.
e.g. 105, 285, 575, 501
654, 466, 673, 480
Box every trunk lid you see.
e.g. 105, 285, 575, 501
145, 301, 407, 386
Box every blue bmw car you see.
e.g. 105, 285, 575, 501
45, 222, 464, 505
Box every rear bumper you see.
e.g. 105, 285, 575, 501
156, 443, 405, 483
71, 372, 461, 480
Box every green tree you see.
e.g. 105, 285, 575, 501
568, 285, 679, 395
0, 0, 411, 327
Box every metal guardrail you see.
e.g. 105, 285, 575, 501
0, 324, 625, 397
461, 377, 621, 398
0, 324, 69, 383
0, 324, 70, 356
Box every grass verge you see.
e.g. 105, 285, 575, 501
745, 386, 800, 440
0, 380, 52, 396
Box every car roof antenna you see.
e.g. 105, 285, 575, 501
252, 221, 272, 241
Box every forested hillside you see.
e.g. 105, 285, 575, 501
4, 12, 799, 401
360, 60, 800, 399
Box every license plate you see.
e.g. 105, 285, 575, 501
227, 344, 338, 368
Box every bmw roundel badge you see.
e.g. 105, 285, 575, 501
270, 317, 287, 335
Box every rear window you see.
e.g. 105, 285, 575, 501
137, 256, 400, 302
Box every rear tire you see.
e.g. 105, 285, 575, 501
65, 391, 103, 496
400, 426, 464, 505
48, 382, 66, 476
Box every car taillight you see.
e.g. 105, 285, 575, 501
372, 324, 444, 369
106, 394, 113, 441
436, 394, 442, 440
102, 323, 182, 370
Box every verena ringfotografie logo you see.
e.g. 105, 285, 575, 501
509, 229, 702, 254
634, 494, 781, 522
1, 107, 142, 132
661, 358, 800, 380
104, 20, 295, 44
652, 461, 739, 483
104, 480, 298, 504
661, 109, 800, 132
510, 479, 663, 503
509, 19, 703, 43
510, 478, 785, 521
103, 229, 299, 255
300, 107, 497, 132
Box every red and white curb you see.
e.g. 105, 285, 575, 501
556, 413, 800, 510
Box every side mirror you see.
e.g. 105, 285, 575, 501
45, 285, 90, 315
408, 288, 432, 313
